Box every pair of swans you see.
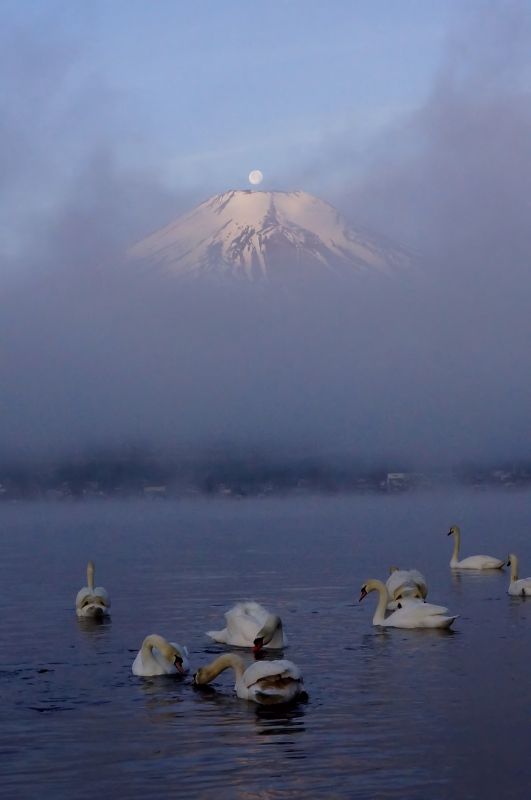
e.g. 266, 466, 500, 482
76, 562, 111, 619
130, 638, 303, 704
360, 580, 458, 628
447, 529, 531, 594
447, 525, 506, 569
201, 602, 301, 703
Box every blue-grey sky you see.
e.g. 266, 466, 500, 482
0, 0, 458, 246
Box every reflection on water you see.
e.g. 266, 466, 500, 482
1, 492, 531, 798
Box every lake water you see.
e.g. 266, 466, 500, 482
1, 491, 531, 799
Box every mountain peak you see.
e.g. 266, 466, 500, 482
127, 189, 416, 282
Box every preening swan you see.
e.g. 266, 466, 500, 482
206, 602, 287, 652
386, 566, 428, 610
193, 653, 303, 704
359, 580, 458, 628
132, 634, 190, 676
507, 554, 531, 596
75, 562, 111, 618
448, 525, 506, 569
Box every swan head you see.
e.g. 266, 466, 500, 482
193, 666, 209, 685
389, 565, 399, 574
252, 614, 282, 653
359, 579, 380, 602
448, 524, 460, 537
170, 649, 187, 675
158, 642, 187, 674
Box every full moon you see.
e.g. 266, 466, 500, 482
248, 170, 263, 185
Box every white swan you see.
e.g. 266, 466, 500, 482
206, 602, 287, 652
132, 634, 190, 676
448, 525, 506, 569
193, 653, 303, 704
359, 579, 458, 628
75, 562, 111, 618
386, 566, 428, 610
507, 554, 531, 596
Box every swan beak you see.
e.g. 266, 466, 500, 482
174, 657, 186, 675
252, 638, 264, 654
447, 530, 452, 536
507, 560, 511, 566
359, 588, 367, 602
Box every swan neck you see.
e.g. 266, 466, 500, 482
87, 562, 95, 591
200, 654, 246, 684
142, 634, 170, 658
451, 530, 460, 566
510, 556, 518, 582
256, 614, 281, 645
371, 580, 389, 624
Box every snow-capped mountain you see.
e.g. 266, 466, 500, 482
127, 190, 415, 282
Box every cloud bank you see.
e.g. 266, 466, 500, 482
1, 2, 531, 468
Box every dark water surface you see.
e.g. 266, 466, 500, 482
1, 492, 531, 799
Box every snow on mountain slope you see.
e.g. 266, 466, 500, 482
127, 190, 416, 282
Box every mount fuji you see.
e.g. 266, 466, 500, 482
127, 190, 416, 282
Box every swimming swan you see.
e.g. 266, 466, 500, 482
447, 525, 506, 569
75, 561, 111, 618
132, 634, 190, 676
193, 653, 303, 704
507, 554, 531, 596
386, 566, 428, 610
206, 602, 287, 652
359, 579, 458, 628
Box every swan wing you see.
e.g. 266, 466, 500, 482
242, 659, 301, 689
509, 579, 531, 596
391, 602, 449, 624
385, 571, 412, 600
221, 603, 269, 646
407, 570, 428, 597
249, 681, 302, 704
386, 571, 426, 601
229, 601, 270, 623
132, 647, 176, 676
93, 586, 110, 607
456, 555, 505, 569
387, 594, 425, 610
75, 587, 91, 609
207, 603, 274, 647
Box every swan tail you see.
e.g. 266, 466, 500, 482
252, 681, 302, 704
440, 615, 459, 628
206, 629, 229, 643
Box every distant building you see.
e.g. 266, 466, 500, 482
386, 472, 430, 492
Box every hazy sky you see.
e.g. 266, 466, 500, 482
2, 0, 453, 191
1, 1, 531, 466
1, 0, 458, 259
